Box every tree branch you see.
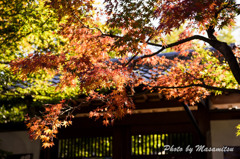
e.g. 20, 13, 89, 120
0, 61, 10, 64
71, 9, 104, 34
149, 35, 211, 56
127, 35, 211, 67
102, 33, 163, 48
205, 25, 240, 85
124, 53, 139, 67
71, 8, 240, 86
125, 32, 240, 86
146, 42, 163, 47
207, 25, 217, 40
214, 2, 232, 19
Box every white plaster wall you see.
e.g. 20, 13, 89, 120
211, 120, 240, 159
0, 131, 40, 159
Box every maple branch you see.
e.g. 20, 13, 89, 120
101, 34, 163, 47
101, 33, 122, 39
60, 106, 74, 116
207, 25, 217, 40
127, 35, 211, 67
147, 35, 211, 57
126, 33, 240, 86
71, 10, 104, 34
214, 2, 232, 19
0, 61, 10, 64
0, 86, 21, 94
151, 84, 240, 94
71, 6, 240, 85
234, 4, 240, 7
146, 42, 163, 47
146, 31, 158, 43
0, 32, 31, 49
124, 53, 139, 67
205, 30, 240, 85
146, 36, 153, 43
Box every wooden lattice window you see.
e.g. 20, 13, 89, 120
58, 136, 112, 158
131, 133, 193, 156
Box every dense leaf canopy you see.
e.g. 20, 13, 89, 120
1, 0, 240, 147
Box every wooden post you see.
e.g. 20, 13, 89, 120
197, 99, 211, 159
182, 102, 208, 159
112, 126, 131, 159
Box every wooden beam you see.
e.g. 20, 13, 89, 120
75, 106, 198, 118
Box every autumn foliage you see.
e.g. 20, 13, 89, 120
3, 0, 240, 147
26, 101, 73, 148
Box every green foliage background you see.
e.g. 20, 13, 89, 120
0, 0, 79, 123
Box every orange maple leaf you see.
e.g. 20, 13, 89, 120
42, 142, 54, 148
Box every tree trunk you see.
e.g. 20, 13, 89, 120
208, 40, 240, 85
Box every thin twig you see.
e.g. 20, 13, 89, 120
71, 10, 104, 34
